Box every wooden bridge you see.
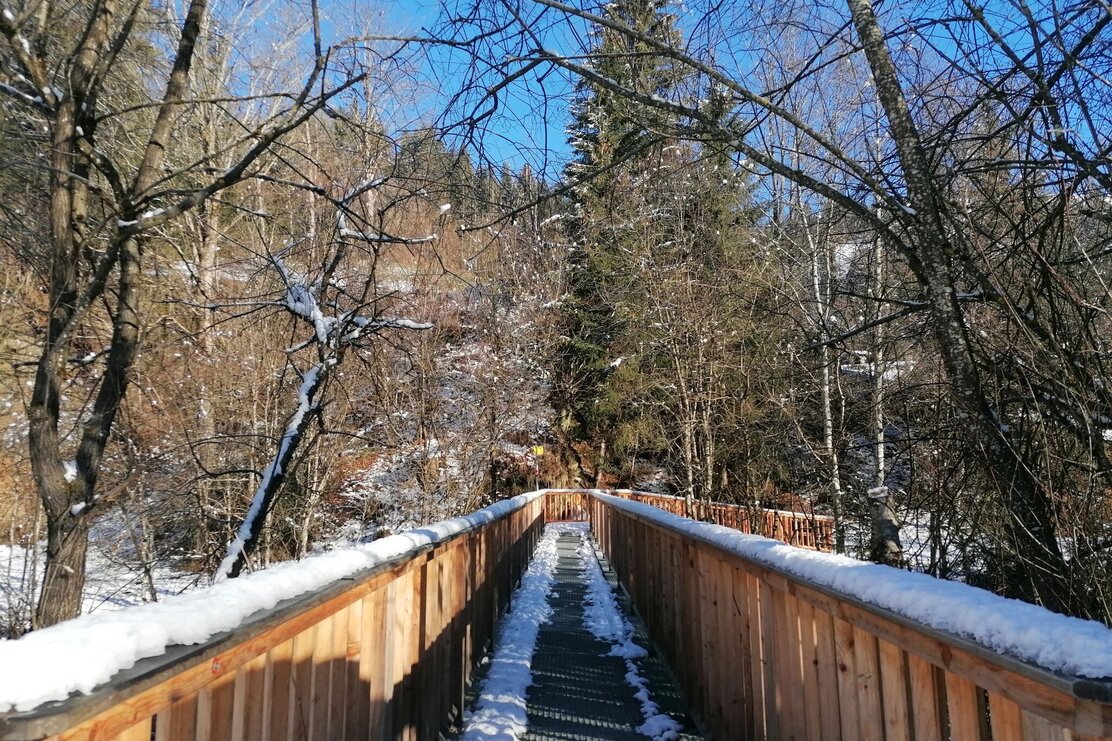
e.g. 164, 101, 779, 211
1, 489, 1109, 741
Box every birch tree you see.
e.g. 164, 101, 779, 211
461, 0, 1112, 615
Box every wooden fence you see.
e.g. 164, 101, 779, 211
0, 496, 545, 741
589, 494, 1112, 741
7, 489, 1107, 741
545, 488, 835, 551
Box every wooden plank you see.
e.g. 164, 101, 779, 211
155, 696, 196, 741
1020, 709, 1070, 740
1074, 699, 1112, 739
366, 585, 392, 740
201, 669, 236, 741
877, 639, 911, 741
266, 639, 293, 741
786, 579, 1091, 735
988, 693, 1024, 741
420, 553, 442, 741
759, 578, 780, 740
945, 672, 984, 741
391, 567, 415, 740
718, 558, 746, 740
236, 654, 266, 738
27, 499, 550, 741
230, 665, 247, 741
747, 571, 767, 739
669, 532, 684, 681
343, 598, 367, 741
49, 553, 435, 741
452, 539, 470, 722
777, 589, 805, 740
307, 613, 333, 741
833, 617, 860, 741
907, 653, 943, 741
798, 600, 823, 741
698, 547, 721, 731
853, 627, 884, 741
812, 608, 841, 741
688, 538, 706, 720
406, 562, 425, 741
329, 604, 350, 741
709, 553, 727, 736
287, 624, 316, 741
115, 718, 153, 741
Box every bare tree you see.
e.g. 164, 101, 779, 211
451, 0, 1111, 615
0, 0, 389, 624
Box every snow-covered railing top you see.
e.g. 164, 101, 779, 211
0, 491, 546, 739
588, 490, 1112, 740
595, 491, 1112, 680
544, 487, 835, 551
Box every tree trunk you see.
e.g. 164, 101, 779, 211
847, 0, 1072, 612
35, 512, 89, 628
869, 221, 902, 565
805, 209, 846, 551
868, 486, 903, 567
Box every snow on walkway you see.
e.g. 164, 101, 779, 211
575, 528, 685, 741
459, 523, 565, 740
465, 523, 699, 741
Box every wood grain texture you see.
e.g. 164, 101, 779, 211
585, 495, 1112, 741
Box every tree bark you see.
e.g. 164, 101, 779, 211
27, 0, 209, 626
847, 0, 1071, 611
36, 514, 90, 628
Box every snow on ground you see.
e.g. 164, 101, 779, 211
0, 538, 202, 637
596, 492, 1112, 679
333, 310, 553, 540
0, 491, 545, 714
458, 523, 566, 740
575, 526, 683, 741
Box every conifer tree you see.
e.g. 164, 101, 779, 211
553, 0, 688, 483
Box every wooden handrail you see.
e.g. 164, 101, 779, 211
545, 488, 835, 551
588, 492, 1112, 740
9, 490, 1101, 741
0, 495, 546, 741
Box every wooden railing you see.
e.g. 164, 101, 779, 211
589, 493, 1112, 741
545, 488, 835, 551
0, 495, 545, 741
7, 489, 1108, 741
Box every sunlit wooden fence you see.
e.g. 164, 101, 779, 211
589, 494, 1112, 741
3, 489, 1109, 740
0, 496, 545, 741
545, 488, 835, 551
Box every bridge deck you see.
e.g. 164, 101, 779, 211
461, 526, 702, 740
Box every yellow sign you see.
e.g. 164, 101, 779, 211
531, 446, 545, 457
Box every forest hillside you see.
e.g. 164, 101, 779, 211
1, 0, 1110, 634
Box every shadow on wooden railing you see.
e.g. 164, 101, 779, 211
589, 492, 1112, 741
4, 490, 1110, 740
0, 495, 545, 741
545, 488, 835, 551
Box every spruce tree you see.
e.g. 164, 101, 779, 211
553, 0, 689, 484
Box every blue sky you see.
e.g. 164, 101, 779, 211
373, 0, 578, 178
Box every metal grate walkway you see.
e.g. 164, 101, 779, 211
461, 527, 702, 740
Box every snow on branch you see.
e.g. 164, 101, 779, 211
214, 244, 434, 580
214, 362, 327, 580
0, 81, 52, 112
